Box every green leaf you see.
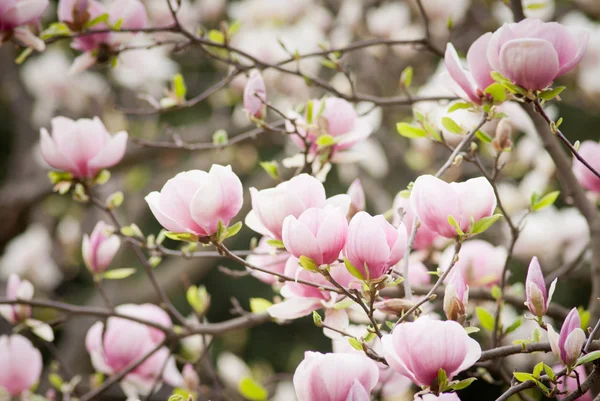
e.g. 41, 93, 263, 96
172, 74, 187, 100
164, 231, 199, 242
476, 306, 495, 331
260, 161, 279, 180
513, 372, 535, 383
400, 66, 413, 88
213, 129, 229, 146
94, 169, 111, 185
344, 258, 365, 281
228, 20, 241, 36
441, 117, 463, 135
396, 122, 427, 139
41, 22, 71, 40
299, 255, 318, 271
250, 298, 272, 313
103, 268, 136, 280
556, 117, 564, 128
436, 368, 448, 392
544, 364, 556, 380
448, 377, 476, 391
306, 100, 314, 124
576, 350, 600, 367
48, 171, 73, 184
579, 307, 591, 331
84, 13, 109, 29
238, 377, 268, 401
106, 191, 124, 209
112, 17, 123, 30
484, 82, 507, 103
49, 373, 64, 390
532, 190, 560, 211
316, 134, 336, 148
490, 71, 526, 95
320, 59, 338, 69
491, 285, 502, 300
312, 311, 323, 327
475, 130, 493, 143
464, 326, 480, 335
447, 215, 465, 236
470, 214, 503, 235
266, 239, 285, 249
533, 361, 544, 378
448, 102, 472, 113
221, 222, 243, 241
348, 337, 363, 351
187, 285, 209, 314
208, 29, 225, 44
168, 395, 183, 401
505, 317, 522, 335
538, 86, 566, 101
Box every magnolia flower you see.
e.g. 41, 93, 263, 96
82, 221, 121, 274
381, 319, 481, 387
0, 274, 33, 324
146, 165, 243, 238
347, 178, 365, 217
282, 206, 348, 266
243, 70, 267, 119
572, 141, 600, 193
344, 212, 407, 280
293, 351, 379, 401
554, 365, 592, 401
86, 303, 182, 398
548, 308, 585, 368
245, 237, 290, 285
525, 256, 556, 318
393, 194, 439, 250
443, 270, 469, 324
246, 173, 350, 240
40, 116, 128, 180
0, 0, 48, 51
419, 394, 462, 401
0, 335, 43, 396
439, 240, 507, 287
487, 18, 589, 90
410, 175, 497, 238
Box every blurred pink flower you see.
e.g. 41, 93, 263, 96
145, 165, 243, 238
243, 70, 266, 119
293, 351, 379, 401
344, 212, 407, 280
419, 394, 462, 401
245, 237, 290, 286
0, 334, 42, 396
0, 274, 33, 324
573, 141, 600, 193
381, 319, 481, 387
554, 365, 592, 401
282, 205, 348, 266
393, 194, 439, 250
0, 0, 48, 51
40, 116, 128, 179
347, 178, 365, 217
410, 175, 496, 238
439, 240, 507, 287
82, 221, 121, 274
443, 269, 469, 323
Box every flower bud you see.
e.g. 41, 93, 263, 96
82, 221, 121, 274
0, 335, 43, 396
0, 274, 33, 324
443, 269, 469, 324
525, 256, 555, 318
182, 363, 200, 392
492, 118, 513, 153
243, 70, 266, 119
548, 308, 586, 367
374, 298, 415, 316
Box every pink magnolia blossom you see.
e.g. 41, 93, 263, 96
0, 274, 33, 324
381, 319, 481, 387
445, 33, 494, 104
293, 351, 379, 401
419, 394, 462, 401
243, 70, 266, 119
0, 0, 48, 51
40, 116, 128, 179
347, 178, 365, 217
554, 365, 592, 401
572, 141, 600, 193
443, 269, 469, 323
487, 18, 589, 90
145, 165, 243, 238
246, 173, 350, 240
548, 308, 585, 367
282, 205, 348, 266
525, 256, 556, 318
0, 334, 42, 396
393, 195, 439, 250
344, 212, 407, 280
245, 237, 290, 285
86, 303, 182, 397
439, 240, 507, 287
410, 175, 497, 238
82, 221, 120, 274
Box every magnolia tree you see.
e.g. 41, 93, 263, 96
1, 0, 600, 400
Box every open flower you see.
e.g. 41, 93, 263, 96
82, 221, 121, 274
145, 165, 243, 238
40, 116, 128, 179
381, 319, 481, 387
393, 194, 439, 250
0, 0, 48, 51
548, 308, 585, 367
0, 274, 33, 324
293, 351, 379, 401
410, 175, 497, 238
245, 237, 290, 286
0, 335, 43, 396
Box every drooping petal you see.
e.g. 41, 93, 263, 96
444, 43, 480, 103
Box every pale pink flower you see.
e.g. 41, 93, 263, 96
0, 334, 42, 396
381, 319, 481, 387
439, 240, 507, 287
548, 308, 585, 367
86, 303, 182, 397
145, 165, 243, 237
0, 0, 48, 51
344, 212, 407, 280
347, 178, 365, 217
410, 175, 496, 238
393, 194, 439, 250
572, 141, 600, 193
525, 256, 556, 318
246, 173, 350, 240
293, 351, 379, 401
554, 365, 592, 401
487, 18, 589, 90
40, 116, 128, 179
243, 70, 266, 119
82, 221, 121, 274
245, 237, 290, 285
0, 274, 33, 324
282, 205, 348, 266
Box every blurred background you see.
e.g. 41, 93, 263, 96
1, 0, 600, 400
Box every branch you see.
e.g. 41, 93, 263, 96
510, 0, 526, 22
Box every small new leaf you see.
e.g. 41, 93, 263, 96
312, 311, 323, 327
447, 215, 464, 236
102, 268, 136, 280
575, 350, 600, 367
299, 255, 318, 271
441, 117, 463, 135
448, 377, 477, 391
470, 214, 503, 235
538, 86, 565, 101
348, 337, 363, 351
484, 82, 507, 103
532, 190, 560, 211
475, 130, 493, 144
513, 372, 535, 383
213, 129, 229, 146
250, 298, 273, 313
344, 258, 365, 281
448, 102, 472, 113
238, 377, 268, 401
260, 161, 279, 180
164, 231, 199, 243
400, 66, 413, 88
173, 74, 187, 100
396, 122, 427, 139
476, 307, 495, 331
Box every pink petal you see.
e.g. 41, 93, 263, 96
467, 32, 494, 91
267, 298, 322, 320
2, 0, 48, 26
282, 215, 320, 263
499, 38, 559, 90
314, 207, 348, 265
12, 27, 45, 51
39, 127, 78, 174
410, 175, 460, 238
87, 131, 128, 173
444, 43, 479, 103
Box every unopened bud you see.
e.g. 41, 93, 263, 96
183, 363, 200, 392
374, 298, 415, 315
492, 119, 513, 152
